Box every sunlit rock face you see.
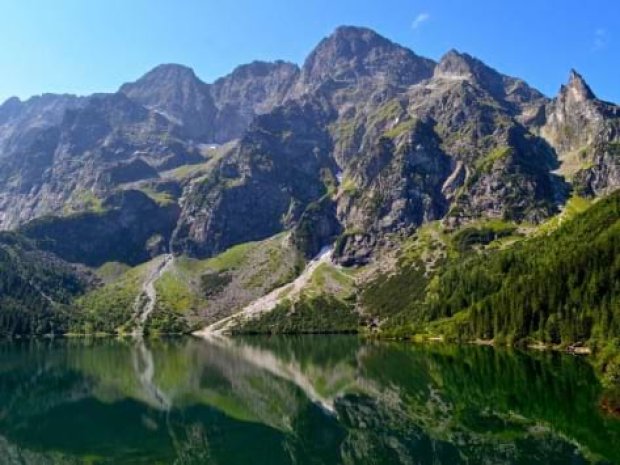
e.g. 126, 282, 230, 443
0, 26, 618, 265
540, 70, 620, 194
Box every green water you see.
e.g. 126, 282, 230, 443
0, 336, 618, 464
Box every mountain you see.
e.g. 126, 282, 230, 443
540, 69, 620, 195
119, 64, 218, 142
0, 93, 86, 153
0, 61, 299, 230
290, 25, 435, 99
172, 28, 573, 264
210, 60, 300, 142
120, 60, 299, 143
0, 26, 618, 354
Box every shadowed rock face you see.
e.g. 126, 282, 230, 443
0, 26, 618, 266
120, 61, 300, 144
171, 98, 336, 258
20, 190, 180, 267
211, 60, 300, 142
119, 64, 218, 142
0, 93, 86, 153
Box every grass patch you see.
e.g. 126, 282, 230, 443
536, 194, 592, 236
73, 260, 153, 334
136, 186, 176, 206
475, 146, 513, 173
384, 119, 417, 139
65, 189, 104, 214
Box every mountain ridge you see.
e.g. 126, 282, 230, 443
0, 27, 618, 359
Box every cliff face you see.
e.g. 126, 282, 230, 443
171, 98, 336, 258
0, 26, 618, 268
19, 189, 180, 267
539, 70, 620, 196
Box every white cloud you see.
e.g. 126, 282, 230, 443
593, 28, 609, 51
412, 13, 430, 30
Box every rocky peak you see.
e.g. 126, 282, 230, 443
435, 49, 507, 95
561, 69, 596, 103
293, 26, 435, 95
0, 94, 84, 124
211, 60, 299, 112
209, 60, 300, 142
541, 68, 619, 187
120, 63, 216, 141
119, 63, 211, 111
121, 64, 204, 92
434, 49, 546, 115
435, 49, 478, 78
0, 93, 86, 154
217, 60, 299, 83
0, 97, 22, 123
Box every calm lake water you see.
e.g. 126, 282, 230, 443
0, 336, 618, 464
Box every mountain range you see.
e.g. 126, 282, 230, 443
0, 26, 618, 375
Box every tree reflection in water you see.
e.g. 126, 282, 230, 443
0, 336, 617, 464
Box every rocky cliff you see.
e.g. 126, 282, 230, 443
0, 25, 617, 269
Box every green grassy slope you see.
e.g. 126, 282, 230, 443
234, 261, 360, 334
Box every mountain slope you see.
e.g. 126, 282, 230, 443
0, 25, 618, 344
361, 189, 620, 347
0, 232, 91, 336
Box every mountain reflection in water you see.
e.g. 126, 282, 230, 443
0, 336, 618, 465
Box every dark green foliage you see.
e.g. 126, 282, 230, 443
452, 224, 517, 252
145, 308, 191, 334
362, 190, 619, 357
360, 259, 428, 323
70, 278, 139, 334
0, 233, 89, 336
234, 295, 359, 334
427, 190, 620, 344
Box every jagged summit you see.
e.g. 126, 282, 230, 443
329, 25, 396, 43
124, 63, 202, 84
0, 97, 23, 123
292, 25, 435, 96
119, 63, 209, 104
562, 68, 597, 102
433, 48, 546, 113
0, 24, 617, 241
435, 49, 479, 78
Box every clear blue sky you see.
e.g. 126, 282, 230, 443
1, 0, 618, 104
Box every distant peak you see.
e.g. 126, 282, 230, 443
443, 48, 465, 58
323, 25, 396, 48
293, 24, 434, 93
309, 24, 421, 62
143, 63, 199, 80
119, 63, 207, 98
333, 25, 379, 35
435, 49, 481, 78
0, 96, 21, 108
564, 69, 596, 101
225, 60, 299, 79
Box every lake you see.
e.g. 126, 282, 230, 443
0, 336, 618, 464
